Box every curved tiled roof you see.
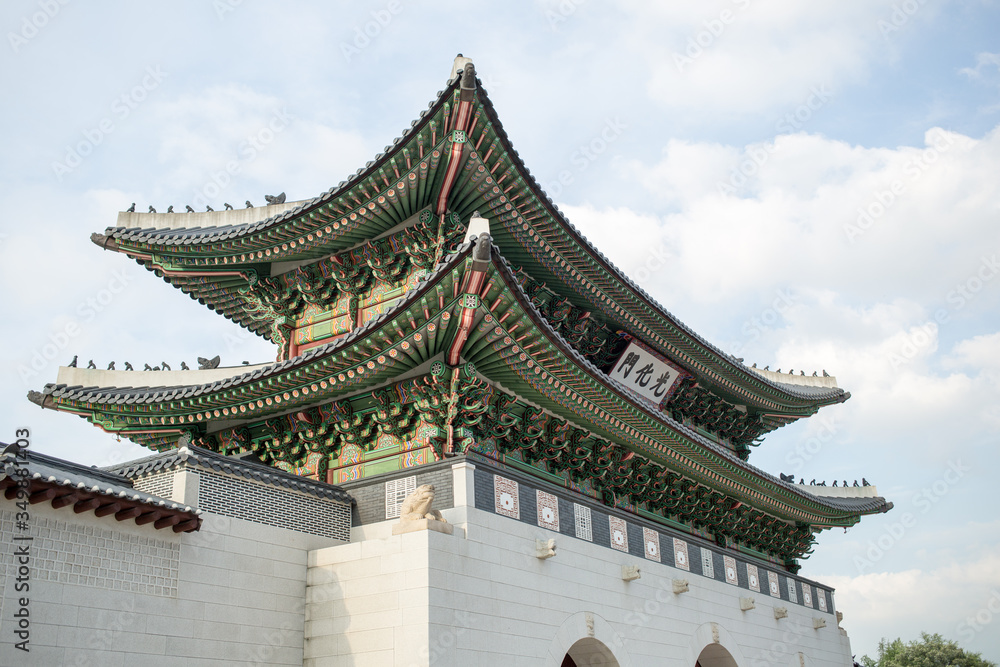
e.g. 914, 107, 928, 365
106, 445, 353, 504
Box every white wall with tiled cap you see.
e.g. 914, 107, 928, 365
303, 460, 857, 667
0, 487, 348, 665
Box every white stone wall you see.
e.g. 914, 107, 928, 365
0, 480, 349, 665
305, 462, 855, 667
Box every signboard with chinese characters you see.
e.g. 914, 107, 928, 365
608, 340, 687, 407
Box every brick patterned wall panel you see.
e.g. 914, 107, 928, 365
198, 472, 351, 541
0, 510, 179, 597
132, 471, 175, 501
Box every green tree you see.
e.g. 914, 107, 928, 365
860, 633, 995, 667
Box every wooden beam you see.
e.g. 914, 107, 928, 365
29, 488, 58, 504
4, 485, 22, 500
173, 518, 200, 533
114, 506, 142, 522
51, 493, 78, 509
74, 498, 101, 514
94, 502, 121, 517
134, 511, 161, 526
153, 515, 181, 530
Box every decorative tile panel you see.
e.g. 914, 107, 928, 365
536, 490, 559, 531
818, 591, 828, 612
494, 475, 520, 519
609, 516, 629, 552
723, 555, 738, 585
384, 475, 416, 519
673, 538, 690, 571
747, 564, 761, 592
802, 584, 813, 607
643, 527, 661, 562
574, 503, 592, 541
701, 547, 714, 578
768, 571, 781, 598
787, 578, 798, 603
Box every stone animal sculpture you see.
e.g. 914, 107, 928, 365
399, 484, 447, 523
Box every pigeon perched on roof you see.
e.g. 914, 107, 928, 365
180, 361, 189, 370
224, 203, 233, 210
245, 200, 253, 208
167, 205, 174, 213
186, 205, 195, 212
198, 355, 221, 370
144, 363, 152, 371
87, 360, 96, 369
126, 203, 135, 213
161, 361, 171, 371
264, 192, 286, 205
148, 206, 156, 213
69, 355, 78, 367
124, 362, 133, 371
206, 205, 214, 212
800, 370, 805, 375
812, 371, 818, 376
823, 370, 830, 377
832, 480, 838, 487
862, 477, 869, 486
107, 361, 115, 370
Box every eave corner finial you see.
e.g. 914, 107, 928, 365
451, 53, 474, 82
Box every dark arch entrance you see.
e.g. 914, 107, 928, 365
696, 643, 739, 667
562, 637, 621, 666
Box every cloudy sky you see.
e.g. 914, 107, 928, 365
2, 0, 998, 661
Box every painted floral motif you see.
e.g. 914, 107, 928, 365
536, 490, 560, 531
673, 538, 690, 571
643, 527, 660, 562
609, 516, 628, 552
768, 571, 781, 598
494, 475, 520, 519
724, 555, 738, 585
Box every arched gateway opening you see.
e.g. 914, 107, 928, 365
696, 643, 740, 667
562, 637, 621, 666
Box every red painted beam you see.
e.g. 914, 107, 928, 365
114, 506, 142, 521
51, 493, 78, 509
135, 511, 161, 526
74, 498, 101, 514
154, 515, 182, 530
173, 518, 200, 533
94, 502, 121, 517
29, 488, 58, 504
